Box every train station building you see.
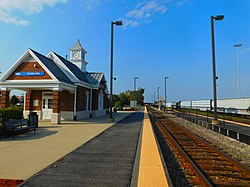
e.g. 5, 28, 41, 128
0, 40, 109, 124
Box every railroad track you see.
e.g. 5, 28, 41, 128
150, 109, 250, 186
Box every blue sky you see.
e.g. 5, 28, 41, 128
0, 0, 250, 103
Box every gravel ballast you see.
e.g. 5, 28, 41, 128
169, 114, 250, 168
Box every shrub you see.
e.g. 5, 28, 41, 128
0, 106, 23, 122
114, 101, 123, 107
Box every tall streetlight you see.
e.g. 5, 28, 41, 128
164, 76, 169, 108
109, 20, 122, 121
234, 44, 242, 98
154, 92, 156, 104
157, 87, 160, 101
157, 87, 160, 110
133, 77, 139, 108
211, 15, 224, 122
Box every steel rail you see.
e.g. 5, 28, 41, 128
150, 108, 250, 186
155, 117, 214, 187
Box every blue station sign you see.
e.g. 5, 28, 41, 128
15, 71, 45, 76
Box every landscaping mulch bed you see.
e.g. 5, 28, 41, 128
0, 179, 23, 187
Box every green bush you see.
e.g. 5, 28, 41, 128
114, 101, 123, 107
0, 106, 23, 122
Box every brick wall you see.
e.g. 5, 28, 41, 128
76, 86, 90, 111
53, 91, 60, 113
25, 90, 75, 112
7, 62, 52, 80
25, 92, 31, 110
104, 92, 109, 109
31, 90, 42, 111
0, 91, 10, 108
60, 90, 74, 111
25, 90, 42, 111
92, 89, 99, 110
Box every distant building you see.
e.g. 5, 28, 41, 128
0, 40, 109, 124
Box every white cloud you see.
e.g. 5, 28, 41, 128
123, 0, 191, 28
127, 1, 167, 19
242, 48, 250, 53
123, 19, 139, 28
0, 0, 68, 25
176, 0, 192, 7
0, 10, 29, 25
81, 0, 101, 10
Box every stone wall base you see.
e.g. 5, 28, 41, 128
61, 111, 74, 120
23, 110, 106, 123
92, 110, 106, 117
76, 111, 90, 120
51, 113, 61, 124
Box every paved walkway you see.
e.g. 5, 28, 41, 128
21, 112, 144, 187
0, 111, 132, 180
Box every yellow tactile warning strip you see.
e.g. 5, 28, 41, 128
137, 110, 169, 187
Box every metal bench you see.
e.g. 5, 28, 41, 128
3, 119, 36, 138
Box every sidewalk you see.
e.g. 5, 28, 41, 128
0, 111, 132, 180
21, 111, 143, 187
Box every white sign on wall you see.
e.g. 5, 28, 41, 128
33, 100, 39, 106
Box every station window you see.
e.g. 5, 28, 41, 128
48, 99, 53, 109
85, 91, 89, 111
42, 99, 46, 109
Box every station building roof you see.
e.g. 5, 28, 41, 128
0, 48, 107, 92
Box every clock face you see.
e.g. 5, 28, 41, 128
73, 51, 80, 59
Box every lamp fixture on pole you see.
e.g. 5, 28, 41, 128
234, 44, 242, 98
109, 20, 122, 121
211, 15, 224, 122
157, 87, 160, 102
164, 76, 169, 108
133, 77, 138, 109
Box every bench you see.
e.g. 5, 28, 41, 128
3, 119, 36, 138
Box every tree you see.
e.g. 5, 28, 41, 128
112, 94, 119, 106
10, 95, 19, 106
119, 92, 130, 106
112, 88, 145, 107
114, 101, 123, 107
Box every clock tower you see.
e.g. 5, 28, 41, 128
69, 40, 88, 72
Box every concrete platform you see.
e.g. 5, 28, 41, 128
0, 109, 170, 186
20, 112, 143, 186
0, 111, 132, 180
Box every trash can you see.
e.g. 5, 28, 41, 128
28, 112, 38, 127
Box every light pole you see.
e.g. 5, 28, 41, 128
133, 77, 138, 108
234, 44, 242, 98
164, 76, 169, 108
157, 87, 160, 101
211, 15, 224, 122
157, 87, 160, 109
109, 20, 122, 121
154, 92, 156, 104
